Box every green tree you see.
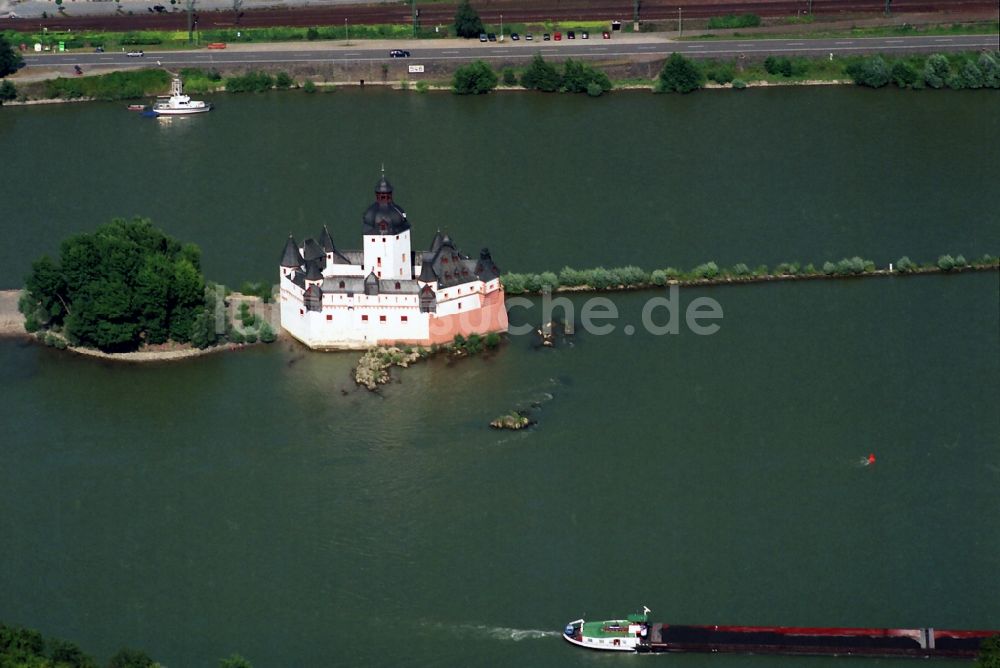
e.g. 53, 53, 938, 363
258, 320, 277, 343
937, 254, 956, 271
274, 71, 294, 89
219, 653, 253, 668
977, 634, 1000, 668
108, 648, 155, 668
50, 638, 98, 667
501, 67, 517, 86
170, 258, 206, 342
453, 0, 484, 38
657, 53, 704, 93
520, 53, 562, 92
561, 59, 611, 94
0, 79, 17, 103
958, 59, 984, 89
890, 60, 918, 88
923, 53, 950, 89
452, 60, 497, 94
1, 35, 24, 78
847, 55, 890, 88
977, 52, 1000, 88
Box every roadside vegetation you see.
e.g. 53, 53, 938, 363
1, 33, 23, 77
685, 19, 999, 41
499, 254, 999, 295
43, 68, 169, 100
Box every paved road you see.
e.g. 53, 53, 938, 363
18, 33, 1000, 71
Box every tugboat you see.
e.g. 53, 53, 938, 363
564, 607, 1000, 658
151, 77, 212, 115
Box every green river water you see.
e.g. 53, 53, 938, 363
0, 87, 998, 667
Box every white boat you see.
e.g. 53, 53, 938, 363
152, 77, 212, 115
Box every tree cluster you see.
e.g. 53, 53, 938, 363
19, 217, 211, 352
519, 54, 612, 95
452, 0, 484, 38
0, 621, 170, 668
657, 53, 705, 93
452, 60, 498, 94
1, 35, 23, 78
848, 52, 1000, 89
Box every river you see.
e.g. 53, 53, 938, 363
0, 86, 998, 667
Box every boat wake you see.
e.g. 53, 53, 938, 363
428, 622, 559, 641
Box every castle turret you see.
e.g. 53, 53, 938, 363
280, 235, 304, 278
362, 173, 412, 281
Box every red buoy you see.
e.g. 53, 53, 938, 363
867, 453, 876, 465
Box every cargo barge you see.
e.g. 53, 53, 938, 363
562, 610, 998, 659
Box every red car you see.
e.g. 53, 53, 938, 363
554, 32, 562, 41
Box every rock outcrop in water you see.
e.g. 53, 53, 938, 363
354, 346, 422, 391
490, 411, 533, 430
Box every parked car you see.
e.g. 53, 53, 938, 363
567, 31, 575, 39
94, 46, 104, 52
389, 49, 410, 57
581, 31, 589, 39
542, 33, 550, 41
479, 33, 487, 42
525, 32, 533, 40
126, 50, 144, 57
510, 32, 520, 41
487, 33, 496, 41
602, 31, 611, 39
554, 32, 562, 41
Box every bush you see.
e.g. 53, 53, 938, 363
562, 59, 612, 94
890, 60, 918, 88
705, 62, 734, 84
978, 52, 1000, 88
521, 53, 562, 92
538, 271, 559, 290
847, 55, 890, 88
657, 53, 704, 93
650, 269, 667, 285
501, 67, 517, 86
954, 254, 967, 268
937, 254, 956, 271
274, 71, 294, 89
484, 331, 501, 348
501, 273, 527, 294
732, 263, 751, 277
306, 27, 319, 41
225, 71, 275, 93
303, 80, 317, 93
452, 60, 497, 94
731, 78, 747, 90
957, 60, 984, 89
559, 266, 587, 287
244, 331, 258, 344
822, 261, 836, 275
453, 0, 484, 38
616, 265, 648, 286
896, 256, 917, 272
228, 329, 246, 344
923, 53, 950, 89
707, 13, 760, 29
692, 262, 719, 279
0, 79, 16, 102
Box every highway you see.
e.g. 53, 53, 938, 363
19, 33, 1000, 71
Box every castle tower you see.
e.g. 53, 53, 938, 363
362, 174, 412, 281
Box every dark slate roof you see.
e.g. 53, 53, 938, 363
304, 259, 324, 281
340, 250, 364, 265
364, 271, 380, 295
320, 226, 336, 253
322, 276, 366, 294
363, 200, 410, 236
379, 279, 421, 294
305, 284, 322, 297
281, 235, 304, 268
422, 235, 477, 289
475, 248, 500, 281
428, 231, 444, 254
418, 253, 438, 283
290, 271, 306, 289
375, 176, 393, 194
303, 237, 325, 263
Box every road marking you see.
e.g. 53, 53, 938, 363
637, 45, 657, 50
738, 43, 753, 47
541, 49, 558, 54
835, 41, 852, 45
787, 42, 804, 46
344, 52, 362, 56
934, 38, 953, 42
885, 39, 904, 42
686, 45, 705, 48
442, 50, 459, 54
591, 47, 607, 51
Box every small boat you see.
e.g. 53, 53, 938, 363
126, 104, 146, 111
151, 77, 212, 116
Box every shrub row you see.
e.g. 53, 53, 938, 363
224, 70, 295, 93
44, 68, 170, 101
847, 52, 1000, 89
500, 254, 998, 294
453, 55, 612, 96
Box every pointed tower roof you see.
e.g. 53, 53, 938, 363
364, 271, 380, 296
475, 248, 500, 281
302, 237, 325, 263
320, 225, 336, 253
281, 235, 304, 268
428, 230, 444, 254
305, 259, 324, 281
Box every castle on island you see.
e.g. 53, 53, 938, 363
279, 174, 509, 349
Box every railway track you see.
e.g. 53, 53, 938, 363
1, 0, 996, 32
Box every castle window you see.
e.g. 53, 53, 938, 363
395, 235, 399, 240
377, 257, 382, 267
401, 315, 408, 322
394, 282, 401, 290
362, 315, 368, 322
339, 281, 345, 289
379, 315, 387, 323
326, 314, 332, 321
458, 303, 462, 309
299, 309, 304, 315
402, 253, 406, 262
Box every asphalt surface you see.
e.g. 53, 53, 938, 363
17, 33, 999, 71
